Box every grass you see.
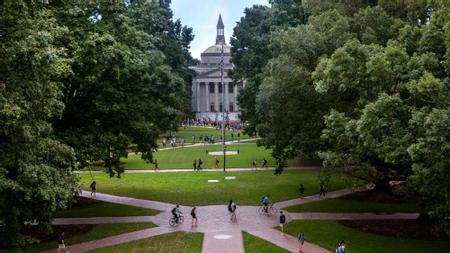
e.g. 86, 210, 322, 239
125, 143, 276, 170
160, 126, 251, 144
242, 231, 291, 253
285, 198, 420, 213
85, 231, 203, 253
78, 170, 348, 206
1, 223, 156, 253
55, 200, 159, 218
283, 220, 450, 253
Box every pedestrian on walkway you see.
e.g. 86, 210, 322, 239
237, 132, 240, 142
279, 211, 286, 232
319, 181, 326, 196
228, 200, 237, 222
299, 184, 305, 196
198, 158, 203, 170
90, 180, 96, 197
193, 159, 197, 171
252, 160, 257, 171
335, 240, 346, 253
214, 156, 219, 168
262, 158, 268, 168
191, 206, 197, 227
154, 159, 159, 171
298, 232, 305, 253
56, 232, 69, 253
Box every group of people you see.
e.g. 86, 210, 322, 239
162, 136, 185, 148
251, 158, 268, 171
192, 158, 203, 171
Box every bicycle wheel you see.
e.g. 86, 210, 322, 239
178, 215, 184, 224
269, 206, 278, 215
169, 218, 176, 227
258, 206, 265, 214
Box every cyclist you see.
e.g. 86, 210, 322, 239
228, 200, 237, 221
262, 194, 270, 213
171, 204, 181, 223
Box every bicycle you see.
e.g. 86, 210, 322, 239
169, 213, 184, 227
258, 204, 278, 215
230, 211, 237, 222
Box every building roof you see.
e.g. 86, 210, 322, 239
217, 14, 224, 28
202, 44, 231, 54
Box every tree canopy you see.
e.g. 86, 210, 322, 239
232, 0, 450, 232
0, 0, 193, 246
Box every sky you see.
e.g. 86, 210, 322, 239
172, 0, 269, 59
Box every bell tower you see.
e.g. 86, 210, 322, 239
216, 14, 225, 45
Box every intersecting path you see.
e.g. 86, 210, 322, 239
41, 188, 420, 253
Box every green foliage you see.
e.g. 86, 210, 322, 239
0, 0, 78, 247
50, 0, 194, 177
284, 220, 450, 253
233, 0, 450, 232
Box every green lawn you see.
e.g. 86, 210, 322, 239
242, 231, 291, 253
86, 232, 203, 253
125, 143, 275, 170
55, 200, 159, 218
285, 198, 420, 213
1, 223, 156, 253
79, 170, 348, 206
284, 220, 450, 253
160, 126, 251, 145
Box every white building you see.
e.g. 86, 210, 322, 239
190, 15, 243, 122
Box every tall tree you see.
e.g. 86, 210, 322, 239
52, 0, 194, 176
0, 0, 78, 247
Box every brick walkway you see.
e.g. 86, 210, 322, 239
41, 188, 420, 253
246, 228, 332, 253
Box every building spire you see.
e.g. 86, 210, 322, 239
216, 14, 225, 45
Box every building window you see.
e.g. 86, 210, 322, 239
228, 83, 234, 94
210, 102, 215, 112
229, 103, 234, 112
218, 83, 223, 93
209, 83, 215, 93
219, 103, 223, 112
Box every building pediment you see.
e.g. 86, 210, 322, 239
196, 68, 230, 79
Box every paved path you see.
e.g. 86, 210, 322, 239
53, 216, 155, 225
202, 230, 245, 253
80, 191, 188, 211
74, 166, 318, 174
41, 188, 420, 253
128, 138, 259, 155
246, 228, 331, 253
275, 188, 364, 209
289, 212, 420, 220
40, 226, 171, 253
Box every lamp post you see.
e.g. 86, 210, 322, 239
220, 43, 226, 172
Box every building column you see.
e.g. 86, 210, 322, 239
234, 84, 238, 111
214, 82, 219, 112
205, 83, 210, 112
196, 82, 201, 112
225, 82, 229, 113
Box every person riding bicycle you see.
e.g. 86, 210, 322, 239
262, 194, 270, 213
171, 204, 181, 223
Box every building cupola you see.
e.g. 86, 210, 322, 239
216, 14, 225, 45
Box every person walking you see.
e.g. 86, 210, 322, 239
228, 200, 237, 222
299, 184, 305, 197
298, 232, 305, 253
154, 159, 159, 171
191, 206, 198, 227
279, 211, 286, 232
335, 240, 346, 253
262, 158, 268, 168
90, 180, 96, 197
319, 181, 326, 196
252, 160, 257, 171
215, 156, 219, 168
56, 232, 69, 253
193, 159, 197, 171
197, 158, 203, 170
